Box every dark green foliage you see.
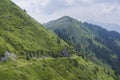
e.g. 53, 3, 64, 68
44, 16, 120, 75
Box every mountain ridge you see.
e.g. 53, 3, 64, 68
44, 16, 120, 76
88, 20, 120, 33
0, 0, 118, 80
0, 0, 74, 59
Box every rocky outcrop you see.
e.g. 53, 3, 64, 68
0, 51, 16, 62
61, 48, 70, 57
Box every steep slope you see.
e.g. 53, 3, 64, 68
0, 1, 117, 80
44, 16, 120, 75
0, 0, 115, 80
0, 56, 115, 80
0, 0, 71, 59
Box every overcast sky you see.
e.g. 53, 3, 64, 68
12, 0, 120, 25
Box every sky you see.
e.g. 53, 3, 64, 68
12, 0, 120, 25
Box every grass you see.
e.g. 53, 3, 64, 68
0, 56, 115, 80
0, 0, 70, 58
0, 1, 118, 80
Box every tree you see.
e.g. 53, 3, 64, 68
57, 36, 61, 44
26, 54, 30, 60
23, 9, 26, 12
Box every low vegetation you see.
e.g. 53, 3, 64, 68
0, 0, 71, 59
0, 0, 119, 80
44, 16, 120, 78
0, 56, 115, 80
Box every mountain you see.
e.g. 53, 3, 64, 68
88, 21, 120, 33
44, 16, 120, 76
0, 0, 118, 80
0, 0, 72, 59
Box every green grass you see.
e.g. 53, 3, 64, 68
0, 1, 118, 80
0, 0, 70, 58
0, 56, 115, 80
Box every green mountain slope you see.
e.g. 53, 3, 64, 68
0, 0, 117, 80
0, 56, 115, 80
44, 16, 120, 75
0, 0, 71, 58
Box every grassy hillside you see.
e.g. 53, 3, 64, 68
0, 56, 115, 80
0, 0, 71, 58
44, 16, 120, 75
0, 0, 118, 80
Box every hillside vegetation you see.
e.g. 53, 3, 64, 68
44, 16, 120, 76
0, 56, 115, 80
0, 0, 71, 58
0, 0, 118, 80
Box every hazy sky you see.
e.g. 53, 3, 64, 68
12, 0, 120, 24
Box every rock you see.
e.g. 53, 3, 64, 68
0, 51, 16, 62
61, 48, 70, 57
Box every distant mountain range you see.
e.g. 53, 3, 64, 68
88, 21, 120, 33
